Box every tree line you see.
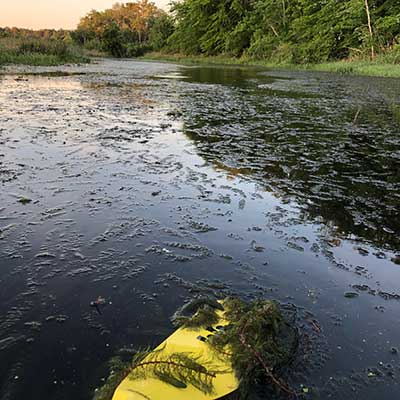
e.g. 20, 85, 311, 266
0, 27, 72, 42
71, 0, 400, 63
166, 0, 400, 63
2, 0, 399, 63
71, 0, 173, 57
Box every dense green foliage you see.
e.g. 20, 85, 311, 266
1, 1, 399, 67
71, 0, 173, 57
166, 0, 400, 63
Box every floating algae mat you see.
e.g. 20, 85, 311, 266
94, 298, 299, 400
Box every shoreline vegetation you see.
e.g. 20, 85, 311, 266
141, 52, 400, 78
1, 44, 400, 78
1, 44, 400, 79
0, 37, 91, 67
1, 0, 400, 78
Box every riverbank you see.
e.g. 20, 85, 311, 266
141, 52, 400, 78
0, 38, 90, 67
2, 46, 399, 78
0, 51, 89, 66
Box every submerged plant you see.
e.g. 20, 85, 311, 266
128, 347, 223, 394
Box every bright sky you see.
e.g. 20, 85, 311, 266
0, 0, 170, 30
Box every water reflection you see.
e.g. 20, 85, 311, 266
0, 60, 399, 400
179, 67, 400, 251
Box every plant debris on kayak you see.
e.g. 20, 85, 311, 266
93, 297, 301, 400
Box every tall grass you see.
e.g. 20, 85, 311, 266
307, 61, 400, 78
0, 38, 90, 66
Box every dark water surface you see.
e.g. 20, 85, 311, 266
0, 59, 399, 400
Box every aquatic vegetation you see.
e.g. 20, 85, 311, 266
94, 349, 226, 400
1, 59, 399, 400
95, 297, 299, 399
173, 305, 220, 329
94, 357, 131, 400
171, 298, 224, 328
389, 103, 400, 124
199, 298, 298, 397
128, 347, 222, 394
180, 67, 400, 251
217, 299, 297, 394
17, 197, 32, 205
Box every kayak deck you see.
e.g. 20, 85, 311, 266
112, 308, 239, 400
